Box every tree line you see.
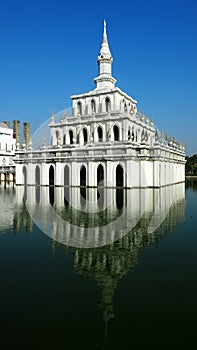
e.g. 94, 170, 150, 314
185, 154, 197, 175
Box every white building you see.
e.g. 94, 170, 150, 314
15, 21, 185, 188
0, 122, 16, 182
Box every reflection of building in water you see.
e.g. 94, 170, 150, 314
73, 239, 138, 332
72, 187, 185, 332
14, 186, 33, 232
0, 184, 33, 234
0, 184, 185, 333
15, 21, 185, 188
23, 184, 185, 248
0, 183, 16, 231
17, 183, 185, 333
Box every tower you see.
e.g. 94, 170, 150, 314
13, 120, 20, 144
23, 122, 30, 147
94, 20, 116, 90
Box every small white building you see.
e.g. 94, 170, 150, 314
15, 21, 185, 188
0, 122, 16, 182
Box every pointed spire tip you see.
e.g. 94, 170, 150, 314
103, 19, 107, 38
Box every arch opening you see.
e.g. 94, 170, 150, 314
64, 165, 69, 186
97, 164, 104, 186
91, 99, 96, 113
116, 164, 124, 187
83, 128, 88, 145
77, 101, 82, 115
113, 125, 119, 141
80, 166, 86, 186
98, 126, 103, 142
35, 165, 40, 185
49, 165, 54, 186
105, 97, 111, 112
69, 130, 74, 144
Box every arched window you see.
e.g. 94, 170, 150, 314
77, 101, 82, 115
98, 126, 103, 142
80, 165, 86, 186
116, 164, 124, 187
83, 128, 88, 145
35, 165, 40, 185
97, 164, 104, 186
63, 134, 66, 144
69, 130, 74, 144
91, 99, 96, 113
113, 125, 119, 141
105, 97, 111, 112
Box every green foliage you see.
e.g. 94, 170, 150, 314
185, 154, 197, 175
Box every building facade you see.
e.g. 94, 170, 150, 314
15, 21, 185, 188
0, 122, 16, 182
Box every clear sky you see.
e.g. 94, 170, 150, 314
0, 0, 196, 155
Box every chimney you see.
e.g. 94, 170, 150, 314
13, 120, 20, 144
23, 122, 31, 147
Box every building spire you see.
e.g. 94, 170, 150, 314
102, 20, 107, 43
100, 20, 111, 57
94, 20, 116, 90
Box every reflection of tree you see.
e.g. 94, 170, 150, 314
72, 197, 185, 337
186, 178, 197, 191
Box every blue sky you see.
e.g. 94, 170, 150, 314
0, 0, 196, 155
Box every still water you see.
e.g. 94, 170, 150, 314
0, 180, 196, 349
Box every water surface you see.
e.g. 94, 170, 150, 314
0, 180, 196, 349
